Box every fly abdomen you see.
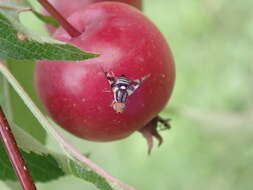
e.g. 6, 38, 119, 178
115, 89, 128, 103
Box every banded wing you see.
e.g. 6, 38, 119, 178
127, 74, 151, 96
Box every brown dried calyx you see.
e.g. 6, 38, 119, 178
139, 116, 171, 155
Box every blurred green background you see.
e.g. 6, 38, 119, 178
1, 0, 253, 189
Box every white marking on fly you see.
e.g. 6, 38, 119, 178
120, 86, 127, 89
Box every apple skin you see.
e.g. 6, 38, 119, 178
35, 2, 175, 141
45, 0, 142, 33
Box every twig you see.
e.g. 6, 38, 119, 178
0, 62, 137, 190
38, 0, 81, 37
0, 107, 36, 190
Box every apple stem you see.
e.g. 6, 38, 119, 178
38, 0, 81, 37
0, 107, 37, 190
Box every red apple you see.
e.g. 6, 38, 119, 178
35, 2, 175, 141
45, 0, 142, 33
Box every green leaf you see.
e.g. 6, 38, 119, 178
58, 157, 112, 190
0, 140, 65, 182
7, 59, 47, 143
0, 1, 98, 61
0, 12, 98, 60
23, 151, 65, 182
0, 141, 16, 180
31, 10, 60, 27
3, 122, 113, 190
56, 156, 113, 190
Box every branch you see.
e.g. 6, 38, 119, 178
38, 0, 81, 37
0, 62, 137, 190
0, 107, 36, 190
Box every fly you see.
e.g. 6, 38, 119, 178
101, 68, 150, 113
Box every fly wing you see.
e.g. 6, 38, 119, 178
127, 74, 151, 96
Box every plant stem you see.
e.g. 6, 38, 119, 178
0, 107, 36, 190
38, 0, 81, 37
0, 4, 31, 12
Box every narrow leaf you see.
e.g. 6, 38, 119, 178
9, 122, 113, 190
31, 10, 60, 27
0, 141, 16, 180
56, 157, 113, 190
0, 12, 98, 60
0, 141, 65, 182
